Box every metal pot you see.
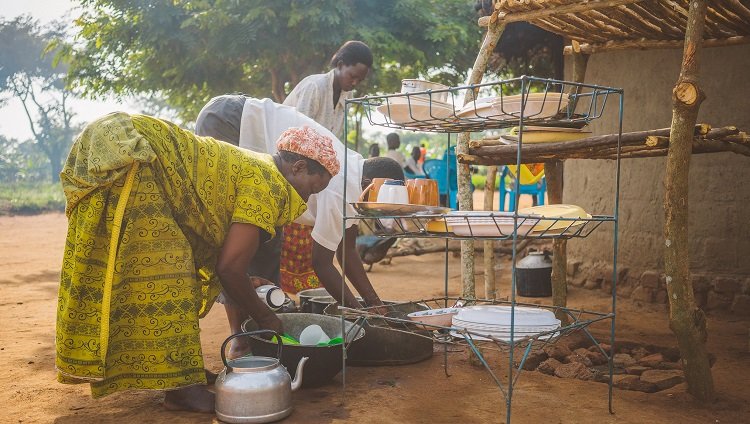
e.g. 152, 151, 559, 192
241, 313, 366, 388
516, 249, 553, 297
215, 330, 308, 424
309, 296, 336, 315
297, 288, 329, 313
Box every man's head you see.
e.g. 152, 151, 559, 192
386, 133, 400, 150
360, 157, 405, 190
331, 40, 372, 92
276, 127, 339, 201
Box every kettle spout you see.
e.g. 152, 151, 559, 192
291, 357, 309, 391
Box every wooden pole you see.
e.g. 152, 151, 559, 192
483, 166, 498, 299
551, 47, 588, 325
664, 0, 714, 402
563, 35, 750, 55
478, 0, 645, 26
546, 160, 568, 325
457, 21, 506, 299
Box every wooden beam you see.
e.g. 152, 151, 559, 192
478, 0, 645, 26
564, 35, 750, 54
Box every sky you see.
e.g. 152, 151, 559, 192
0, 0, 140, 140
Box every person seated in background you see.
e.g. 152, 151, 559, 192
384, 132, 406, 168
368, 143, 381, 158
283, 40, 372, 140
196, 95, 403, 357
404, 145, 425, 177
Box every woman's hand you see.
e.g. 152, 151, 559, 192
217, 223, 284, 334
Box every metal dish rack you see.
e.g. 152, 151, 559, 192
339, 76, 624, 423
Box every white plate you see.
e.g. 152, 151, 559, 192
453, 305, 559, 327
443, 211, 540, 237
456, 93, 569, 121
376, 98, 454, 125
450, 330, 559, 342
518, 204, 592, 232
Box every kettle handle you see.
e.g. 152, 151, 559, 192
220, 330, 282, 370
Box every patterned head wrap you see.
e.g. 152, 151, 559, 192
276, 126, 339, 176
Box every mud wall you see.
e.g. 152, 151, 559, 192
562, 44, 750, 309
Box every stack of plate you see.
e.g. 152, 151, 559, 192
376, 96, 454, 125
432, 211, 540, 236
456, 93, 569, 121
518, 204, 592, 233
450, 305, 561, 342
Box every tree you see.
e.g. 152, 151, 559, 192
64, 0, 482, 120
0, 17, 77, 181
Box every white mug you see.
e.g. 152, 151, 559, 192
256, 285, 285, 309
376, 180, 409, 204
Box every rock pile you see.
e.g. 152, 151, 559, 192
520, 341, 695, 393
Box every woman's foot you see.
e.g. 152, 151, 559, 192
204, 369, 218, 385
163, 385, 215, 413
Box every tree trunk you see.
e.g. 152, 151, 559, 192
545, 160, 568, 325
457, 21, 506, 298
483, 166, 498, 299
664, 0, 714, 402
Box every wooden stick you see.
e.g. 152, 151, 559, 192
483, 166, 498, 300
478, 0, 645, 26
564, 35, 750, 55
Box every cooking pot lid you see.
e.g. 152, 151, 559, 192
228, 356, 279, 371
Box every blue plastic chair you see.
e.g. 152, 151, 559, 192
498, 166, 546, 211
423, 158, 457, 208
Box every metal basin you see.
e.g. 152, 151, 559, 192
241, 313, 364, 388
325, 301, 434, 366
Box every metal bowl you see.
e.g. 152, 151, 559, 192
325, 301, 434, 366
241, 313, 364, 388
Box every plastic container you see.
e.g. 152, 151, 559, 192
516, 250, 553, 297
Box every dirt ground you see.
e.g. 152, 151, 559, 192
1, 212, 749, 424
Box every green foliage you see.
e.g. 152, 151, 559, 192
65, 0, 482, 119
0, 17, 77, 182
0, 135, 51, 182
0, 181, 65, 215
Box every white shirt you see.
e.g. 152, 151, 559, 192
385, 150, 406, 168
238, 98, 364, 252
282, 69, 352, 139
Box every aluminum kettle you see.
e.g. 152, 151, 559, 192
215, 330, 308, 423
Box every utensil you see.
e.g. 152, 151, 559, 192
299, 324, 330, 345
376, 180, 409, 204
215, 330, 308, 423
359, 177, 395, 202
256, 285, 286, 309
351, 202, 451, 217
309, 296, 336, 315
406, 178, 439, 206
516, 249, 553, 297
491, 92, 569, 120
241, 313, 366, 388
324, 301, 434, 366
376, 98, 454, 125
297, 287, 330, 313
400, 79, 450, 103
442, 211, 540, 237
407, 308, 460, 329
518, 204, 591, 232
